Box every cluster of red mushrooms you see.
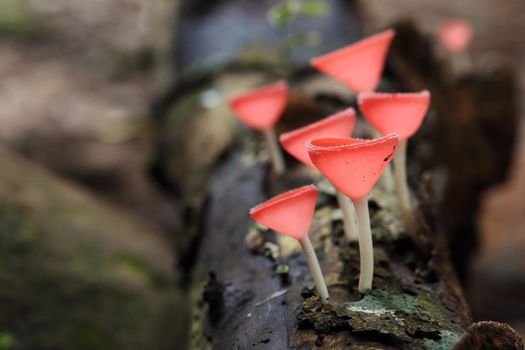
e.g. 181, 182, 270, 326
228, 23, 473, 303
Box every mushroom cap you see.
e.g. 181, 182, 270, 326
358, 90, 431, 141
279, 108, 357, 168
438, 19, 473, 54
310, 29, 395, 93
229, 81, 288, 131
307, 134, 398, 201
250, 184, 318, 240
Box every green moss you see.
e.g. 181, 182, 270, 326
189, 282, 212, 350
0, 332, 13, 350
112, 252, 169, 288
423, 330, 460, 350
0, 0, 48, 38
298, 288, 462, 347
0, 201, 179, 349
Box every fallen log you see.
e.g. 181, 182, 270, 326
189, 147, 471, 349
151, 1, 523, 347
183, 24, 523, 350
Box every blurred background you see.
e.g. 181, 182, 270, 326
0, 0, 523, 348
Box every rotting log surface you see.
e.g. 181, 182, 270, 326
190, 141, 471, 349
185, 22, 524, 349
153, 2, 523, 345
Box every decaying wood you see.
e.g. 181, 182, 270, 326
151, 0, 523, 344
180, 22, 523, 349
190, 147, 470, 349
453, 321, 524, 350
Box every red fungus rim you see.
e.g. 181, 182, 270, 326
306, 133, 399, 155
249, 184, 317, 216
310, 29, 395, 68
279, 108, 356, 144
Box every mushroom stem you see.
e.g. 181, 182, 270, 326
380, 165, 394, 191
299, 235, 329, 303
452, 50, 473, 75
354, 198, 374, 293
335, 189, 359, 241
370, 128, 394, 191
393, 140, 415, 233
263, 128, 286, 175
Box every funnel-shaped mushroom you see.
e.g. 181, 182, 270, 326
310, 29, 395, 93
438, 20, 473, 73
250, 185, 329, 302
229, 81, 288, 174
438, 20, 473, 54
279, 108, 359, 242
358, 91, 430, 233
280, 108, 356, 167
307, 134, 398, 292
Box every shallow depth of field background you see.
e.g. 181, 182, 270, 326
0, 0, 524, 347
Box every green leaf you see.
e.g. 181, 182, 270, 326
295, 0, 329, 17
268, 0, 328, 29
0, 332, 13, 350
281, 31, 323, 51
267, 3, 294, 29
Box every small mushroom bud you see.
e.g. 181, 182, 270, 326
250, 185, 329, 303
438, 19, 473, 54
358, 90, 431, 234
307, 134, 399, 292
310, 29, 395, 93
229, 81, 288, 175
438, 19, 474, 73
279, 108, 359, 242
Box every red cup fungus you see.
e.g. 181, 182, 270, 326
279, 108, 359, 241
250, 185, 329, 302
307, 134, 399, 292
229, 81, 289, 175
438, 19, 473, 54
358, 91, 431, 233
310, 29, 395, 93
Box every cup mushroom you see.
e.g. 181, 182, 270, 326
310, 29, 395, 93
438, 19, 473, 72
250, 185, 329, 302
307, 134, 399, 292
310, 29, 396, 190
229, 81, 288, 175
438, 19, 473, 55
279, 108, 359, 242
358, 90, 431, 233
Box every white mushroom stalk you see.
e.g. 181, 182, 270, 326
392, 140, 415, 234
250, 185, 329, 303
299, 235, 330, 302
263, 128, 286, 175
335, 189, 359, 241
353, 198, 374, 292
307, 134, 399, 293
